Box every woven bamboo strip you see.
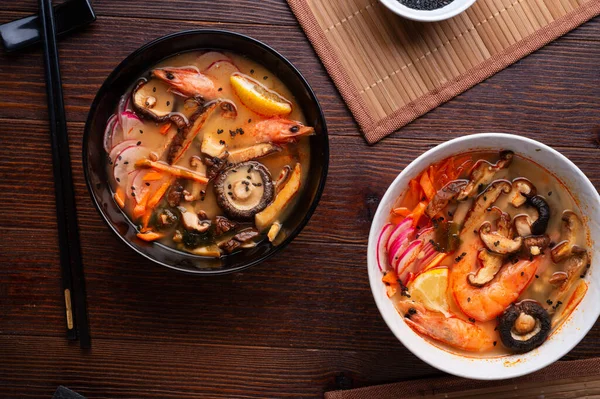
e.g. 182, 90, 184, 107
298, 0, 600, 142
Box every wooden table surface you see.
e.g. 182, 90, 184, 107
0, 1, 599, 397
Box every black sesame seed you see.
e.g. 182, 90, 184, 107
118, 155, 122, 160
493, 341, 497, 346
116, 177, 120, 182
248, 119, 252, 123
468, 318, 475, 323
166, 101, 170, 106
124, 161, 129, 165
250, 69, 254, 74
535, 274, 539, 278
548, 191, 552, 196
520, 271, 524, 276
217, 129, 224, 134
200, 190, 206, 195
152, 87, 156, 92
131, 192, 136, 197
219, 140, 226, 145
218, 87, 222, 92
263, 76, 268, 80
228, 184, 232, 189
290, 125, 300, 133
467, 297, 471, 302
145, 182, 150, 186
247, 175, 252, 180
139, 129, 143, 134
166, 72, 174, 80
136, 141, 141, 146
547, 299, 553, 305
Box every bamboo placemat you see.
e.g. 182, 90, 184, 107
325, 357, 600, 398
288, 0, 600, 143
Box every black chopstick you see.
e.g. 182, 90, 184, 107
39, 0, 90, 349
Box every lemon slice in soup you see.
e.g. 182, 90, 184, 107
230, 72, 292, 117
408, 267, 451, 317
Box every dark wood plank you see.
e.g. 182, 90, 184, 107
0, 12, 598, 148
0, 0, 297, 25
0, 335, 438, 398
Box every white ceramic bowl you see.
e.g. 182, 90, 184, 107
367, 133, 600, 380
379, 0, 476, 22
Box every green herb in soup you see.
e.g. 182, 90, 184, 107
104, 51, 313, 257
378, 151, 590, 356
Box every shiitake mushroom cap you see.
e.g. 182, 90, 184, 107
498, 301, 551, 353
214, 161, 275, 221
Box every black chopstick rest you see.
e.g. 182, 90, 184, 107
0, 0, 95, 52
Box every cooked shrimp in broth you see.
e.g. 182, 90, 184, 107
104, 51, 312, 258
377, 151, 591, 356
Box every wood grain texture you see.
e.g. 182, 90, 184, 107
0, 1, 600, 398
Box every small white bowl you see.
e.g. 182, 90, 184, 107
379, 0, 476, 22
367, 133, 600, 380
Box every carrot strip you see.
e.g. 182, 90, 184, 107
147, 180, 171, 209
382, 270, 400, 298
419, 170, 436, 200
140, 210, 153, 232
409, 201, 427, 228
136, 231, 164, 242
132, 191, 149, 219
114, 187, 126, 209
142, 171, 164, 181
135, 158, 209, 184
159, 122, 172, 135
392, 207, 411, 217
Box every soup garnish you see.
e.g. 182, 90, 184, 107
104, 51, 313, 257
378, 151, 591, 355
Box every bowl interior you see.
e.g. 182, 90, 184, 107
368, 133, 600, 379
84, 30, 329, 275
379, 0, 476, 22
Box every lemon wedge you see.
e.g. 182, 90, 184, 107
230, 72, 292, 117
408, 267, 450, 317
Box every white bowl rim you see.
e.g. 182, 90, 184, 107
367, 132, 600, 380
378, 0, 477, 22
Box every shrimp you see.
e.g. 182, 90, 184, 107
152, 66, 218, 99
251, 117, 315, 144
396, 300, 495, 352
450, 241, 541, 322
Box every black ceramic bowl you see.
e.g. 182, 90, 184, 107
83, 30, 329, 275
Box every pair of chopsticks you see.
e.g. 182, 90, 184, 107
39, 0, 90, 349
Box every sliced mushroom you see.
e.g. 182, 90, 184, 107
132, 78, 176, 121
227, 144, 281, 164
166, 180, 184, 207
498, 301, 551, 353
201, 135, 227, 159
184, 157, 207, 201
180, 209, 211, 233
513, 214, 533, 237
528, 196, 550, 235
547, 247, 589, 314
522, 235, 550, 257
461, 179, 512, 234
479, 221, 523, 254
494, 208, 513, 238
214, 161, 275, 220
551, 210, 583, 263
548, 271, 568, 286
425, 179, 468, 218
214, 215, 238, 236
468, 248, 504, 287
509, 178, 536, 207
458, 150, 513, 200
275, 165, 292, 194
